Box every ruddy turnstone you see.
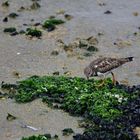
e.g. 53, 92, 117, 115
84, 57, 134, 85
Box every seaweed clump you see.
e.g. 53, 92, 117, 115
26, 28, 42, 38
1, 76, 140, 140
21, 134, 58, 140
3, 27, 18, 36
3, 27, 16, 33
42, 18, 65, 32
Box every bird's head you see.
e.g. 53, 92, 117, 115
84, 67, 93, 79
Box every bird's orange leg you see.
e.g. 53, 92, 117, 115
111, 72, 116, 85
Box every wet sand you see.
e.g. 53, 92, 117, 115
0, 99, 83, 140
0, 0, 140, 139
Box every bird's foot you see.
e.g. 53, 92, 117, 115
95, 79, 105, 87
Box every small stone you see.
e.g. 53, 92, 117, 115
2, 1, 9, 7
51, 50, 59, 56
64, 71, 71, 76
30, 19, 34, 22
6, 113, 17, 121
133, 12, 139, 16
98, 2, 106, 6
47, 25, 55, 32
133, 32, 138, 36
3, 17, 8, 22
87, 36, 99, 45
17, 52, 21, 55
8, 13, 19, 18
34, 22, 41, 26
10, 31, 19, 36
64, 14, 73, 20
49, 15, 56, 19
12, 71, 21, 78
56, 9, 65, 14
23, 23, 28, 26
30, 2, 41, 10
53, 71, 60, 75
98, 32, 104, 36
17, 6, 25, 12
104, 10, 112, 14
19, 30, 25, 34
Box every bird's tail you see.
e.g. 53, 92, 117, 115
125, 57, 134, 62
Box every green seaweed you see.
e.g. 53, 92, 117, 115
21, 135, 50, 140
21, 134, 58, 140
62, 128, 74, 136
26, 28, 42, 37
3, 27, 16, 33
42, 19, 65, 29
1, 75, 138, 120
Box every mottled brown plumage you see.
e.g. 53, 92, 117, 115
84, 57, 133, 79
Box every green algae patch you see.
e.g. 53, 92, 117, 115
21, 134, 58, 140
26, 28, 42, 37
3, 27, 16, 33
43, 19, 65, 27
1, 75, 138, 121
1, 76, 140, 139
62, 128, 74, 136
42, 19, 65, 31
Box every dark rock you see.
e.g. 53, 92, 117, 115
19, 30, 26, 34
3, 17, 8, 22
64, 14, 73, 20
87, 36, 98, 45
10, 31, 19, 36
8, 13, 19, 18
2, 1, 9, 7
53, 71, 60, 75
51, 50, 59, 56
6, 113, 16, 121
18, 6, 25, 12
49, 15, 56, 19
98, 3, 106, 6
23, 23, 28, 26
30, 2, 41, 10
104, 10, 112, 14
47, 25, 55, 32
34, 22, 41, 26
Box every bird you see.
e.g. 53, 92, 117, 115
84, 57, 134, 86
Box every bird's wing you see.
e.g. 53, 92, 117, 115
91, 57, 122, 73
